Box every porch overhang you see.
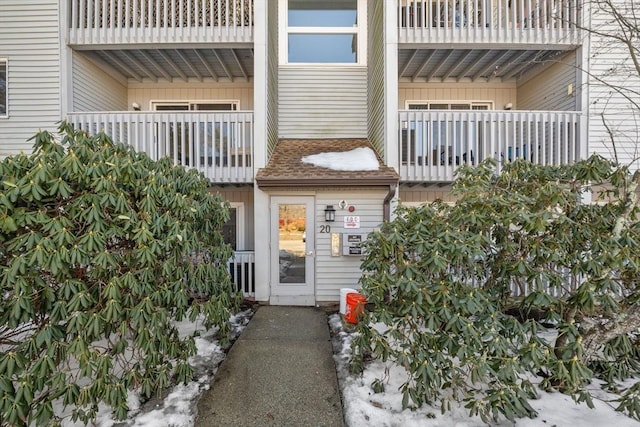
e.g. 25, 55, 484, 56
398, 48, 572, 82
256, 139, 399, 190
74, 47, 254, 83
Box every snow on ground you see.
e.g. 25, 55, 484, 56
57, 309, 640, 426
328, 314, 640, 427
301, 147, 380, 171
60, 309, 253, 427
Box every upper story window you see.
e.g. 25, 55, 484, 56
281, 0, 367, 65
406, 101, 492, 110
0, 60, 6, 117
151, 100, 239, 111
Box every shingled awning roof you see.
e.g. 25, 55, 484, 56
256, 139, 399, 189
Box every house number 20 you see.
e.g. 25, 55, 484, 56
320, 225, 331, 233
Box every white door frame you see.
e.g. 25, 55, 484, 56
270, 196, 315, 306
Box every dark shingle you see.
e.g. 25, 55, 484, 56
256, 139, 399, 188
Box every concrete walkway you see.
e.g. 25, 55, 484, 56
194, 306, 344, 427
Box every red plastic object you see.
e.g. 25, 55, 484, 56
344, 292, 366, 324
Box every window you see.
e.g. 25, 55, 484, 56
0, 60, 6, 117
151, 100, 239, 111
222, 207, 238, 250
222, 203, 245, 251
402, 101, 493, 166
281, 0, 366, 65
151, 100, 246, 168
406, 101, 492, 110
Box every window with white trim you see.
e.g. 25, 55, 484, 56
151, 100, 239, 111
402, 101, 493, 166
0, 60, 6, 117
281, 0, 366, 65
150, 100, 243, 167
222, 202, 245, 251
406, 101, 492, 110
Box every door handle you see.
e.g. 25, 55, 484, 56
305, 251, 314, 257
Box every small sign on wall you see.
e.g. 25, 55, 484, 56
331, 233, 341, 257
344, 216, 360, 229
342, 233, 367, 256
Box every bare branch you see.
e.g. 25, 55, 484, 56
601, 112, 619, 164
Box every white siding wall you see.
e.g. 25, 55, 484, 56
587, 5, 640, 168
398, 82, 516, 109
279, 67, 368, 138
72, 52, 128, 111
314, 189, 386, 302
128, 82, 254, 111
215, 187, 255, 251
517, 52, 577, 111
0, 1, 60, 156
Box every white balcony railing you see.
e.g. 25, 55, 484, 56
398, 0, 581, 45
67, 111, 254, 183
229, 250, 255, 297
68, 0, 254, 45
399, 110, 582, 182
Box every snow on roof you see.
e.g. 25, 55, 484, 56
301, 147, 379, 171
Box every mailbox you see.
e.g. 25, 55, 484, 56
342, 233, 368, 256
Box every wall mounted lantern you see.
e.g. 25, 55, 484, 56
324, 205, 336, 222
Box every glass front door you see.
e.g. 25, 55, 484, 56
270, 196, 315, 305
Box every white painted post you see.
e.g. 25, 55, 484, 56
252, 0, 269, 303
385, 0, 399, 173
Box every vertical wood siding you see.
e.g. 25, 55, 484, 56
399, 186, 457, 204
398, 82, 516, 109
587, 5, 640, 167
72, 52, 128, 111
278, 67, 368, 138
214, 186, 255, 251
127, 82, 254, 110
367, 0, 385, 157
0, 1, 61, 156
314, 190, 386, 302
517, 52, 577, 111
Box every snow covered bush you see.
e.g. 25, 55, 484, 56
352, 156, 640, 423
0, 123, 240, 425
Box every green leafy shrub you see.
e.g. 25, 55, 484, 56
0, 122, 240, 425
353, 156, 640, 423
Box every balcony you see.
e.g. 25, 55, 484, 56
68, 0, 254, 46
67, 111, 254, 183
398, 0, 581, 46
399, 110, 582, 182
